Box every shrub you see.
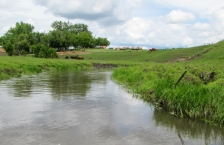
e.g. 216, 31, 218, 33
33, 44, 58, 58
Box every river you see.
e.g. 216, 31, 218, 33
0, 68, 223, 145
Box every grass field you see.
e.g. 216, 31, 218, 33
70, 45, 211, 63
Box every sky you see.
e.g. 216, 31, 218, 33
1, 0, 224, 48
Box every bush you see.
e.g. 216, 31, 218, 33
33, 44, 58, 58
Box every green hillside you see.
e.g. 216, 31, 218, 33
76, 43, 217, 63
189, 40, 224, 62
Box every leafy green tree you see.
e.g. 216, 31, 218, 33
70, 34, 80, 48
78, 32, 95, 48
4, 42, 16, 56
2, 20, 111, 57
70, 23, 90, 34
15, 34, 30, 55
32, 32, 49, 45
49, 21, 72, 50
49, 30, 70, 51
95, 37, 110, 46
0, 36, 4, 46
49, 21, 94, 49
7, 22, 34, 36
32, 44, 58, 58
3, 22, 34, 55
51, 21, 90, 34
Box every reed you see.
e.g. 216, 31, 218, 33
111, 63, 224, 126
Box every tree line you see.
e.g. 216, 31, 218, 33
0, 21, 110, 58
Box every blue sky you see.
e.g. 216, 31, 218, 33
0, 0, 224, 48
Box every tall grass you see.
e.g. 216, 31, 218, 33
112, 63, 224, 126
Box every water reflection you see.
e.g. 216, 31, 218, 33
153, 109, 224, 144
49, 70, 92, 100
11, 79, 33, 98
6, 70, 93, 100
0, 69, 224, 145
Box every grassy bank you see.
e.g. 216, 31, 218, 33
112, 63, 224, 126
111, 41, 224, 126
0, 56, 92, 80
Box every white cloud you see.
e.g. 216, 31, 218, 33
193, 22, 210, 30
166, 10, 195, 23
153, 0, 224, 12
126, 0, 142, 8
33, 0, 121, 22
203, 7, 224, 26
123, 17, 152, 40
2, 26, 10, 33
0, 0, 19, 9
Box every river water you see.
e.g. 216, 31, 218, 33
0, 69, 223, 145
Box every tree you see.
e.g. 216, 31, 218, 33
2, 20, 111, 57
32, 32, 49, 46
49, 30, 71, 51
78, 32, 95, 48
70, 23, 90, 34
15, 34, 30, 55
95, 37, 110, 46
3, 22, 34, 55
2, 22, 58, 58
7, 22, 34, 36
32, 44, 58, 58
0, 36, 4, 46
49, 21, 93, 50
51, 21, 90, 34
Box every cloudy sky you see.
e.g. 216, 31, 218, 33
1, 0, 224, 48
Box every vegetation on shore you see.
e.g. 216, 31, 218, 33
0, 56, 92, 80
111, 40, 224, 127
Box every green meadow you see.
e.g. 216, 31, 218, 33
1, 40, 224, 126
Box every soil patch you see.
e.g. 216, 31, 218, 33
57, 51, 90, 55
171, 57, 187, 62
0, 48, 6, 55
170, 47, 214, 62
0, 48, 6, 53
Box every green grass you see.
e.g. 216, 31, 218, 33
111, 41, 224, 126
0, 56, 92, 80
111, 63, 224, 126
79, 46, 211, 63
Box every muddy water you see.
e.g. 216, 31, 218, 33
0, 69, 223, 145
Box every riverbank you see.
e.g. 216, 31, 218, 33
0, 55, 131, 80
110, 40, 224, 127
0, 56, 93, 80
111, 62, 224, 127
